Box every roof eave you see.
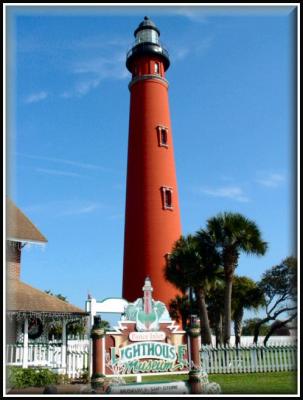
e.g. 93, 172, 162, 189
7, 237, 48, 245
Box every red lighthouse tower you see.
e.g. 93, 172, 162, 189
122, 17, 181, 305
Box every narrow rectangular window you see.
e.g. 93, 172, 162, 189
155, 62, 159, 74
161, 129, 167, 145
161, 187, 173, 210
157, 126, 168, 148
165, 190, 172, 208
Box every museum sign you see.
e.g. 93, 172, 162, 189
103, 278, 189, 375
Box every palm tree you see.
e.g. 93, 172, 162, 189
205, 212, 268, 345
100, 319, 111, 332
232, 276, 265, 347
165, 233, 221, 345
207, 282, 225, 347
168, 294, 198, 330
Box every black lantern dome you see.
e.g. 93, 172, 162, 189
134, 16, 160, 36
126, 16, 170, 72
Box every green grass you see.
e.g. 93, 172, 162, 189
208, 371, 297, 394
134, 371, 297, 394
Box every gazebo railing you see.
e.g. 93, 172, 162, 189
6, 341, 89, 378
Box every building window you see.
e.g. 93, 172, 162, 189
157, 126, 168, 148
154, 62, 160, 74
161, 187, 173, 210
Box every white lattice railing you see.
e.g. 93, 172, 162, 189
201, 344, 297, 374
6, 341, 89, 378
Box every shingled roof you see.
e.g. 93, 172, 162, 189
6, 198, 47, 244
7, 279, 86, 315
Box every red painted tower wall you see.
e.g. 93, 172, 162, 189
122, 19, 182, 305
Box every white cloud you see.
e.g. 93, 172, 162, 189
173, 5, 292, 20
24, 91, 48, 104
173, 7, 209, 23
255, 173, 285, 188
18, 153, 109, 172
35, 168, 88, 178
61, 77, 102, 98
73, 36, 130, 51
22, 200, 104, 217
169, 35, 213, 64
199, 185, 250, 202
171, 47, 190, 61
59, 203, 101, 216
61, 51, 128, 98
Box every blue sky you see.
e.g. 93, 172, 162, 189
5, 5, 297, 326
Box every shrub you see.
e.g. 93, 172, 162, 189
79, 369, 89, 384
56, 373, 70, 384
7, 366, 61, 388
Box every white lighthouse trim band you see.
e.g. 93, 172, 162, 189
129, 74, 169, 90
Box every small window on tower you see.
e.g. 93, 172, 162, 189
154, 62, 160, 74
161, 129, 167, 145
161, 187, 173, 210
157, 126, 168, 148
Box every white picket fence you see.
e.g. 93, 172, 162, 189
201, 344, 297, 374
7, 341, 297, 378
6, 341, 89, 379
66, 342, 89, 378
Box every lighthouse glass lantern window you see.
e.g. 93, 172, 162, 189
136, 29, 159, 45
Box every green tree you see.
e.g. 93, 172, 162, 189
269, 320, 291, 336
242, 318, 270, 336
206, 212, 268, 345
168, 294, 197, 330
206, 282, 225, 347
232, 276, 265, 347
44, 290, 111, 339
165, 233, 221, 344
45, 290, 68, 303
48, 319, 87, 340
99, 319, 111, 331
253, 256, 297, 345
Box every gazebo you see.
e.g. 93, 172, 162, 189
6, 198, 89, 372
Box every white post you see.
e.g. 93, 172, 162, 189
86, 297, 97, 378
61, 319, 67, 372
217, 345, 222, 374
22, 317, 29, 368
187, 331, 192, 369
